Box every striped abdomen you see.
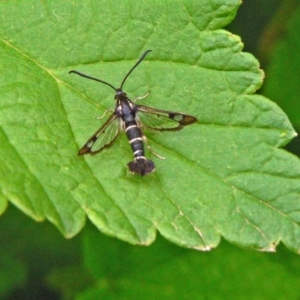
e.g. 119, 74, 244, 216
125, 119, 145, 159
122, 111, 154, 176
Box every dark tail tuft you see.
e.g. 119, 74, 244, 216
127, 158, 155, 176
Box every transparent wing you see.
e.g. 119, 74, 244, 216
78, 113, 120, 155
136, 105, 197, 131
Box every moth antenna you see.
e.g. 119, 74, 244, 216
120, 50, 152, 89
69, 70, 117, 91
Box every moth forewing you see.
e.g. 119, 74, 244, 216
177, 114, 198, 126
136, 105, 197, 131
78, 113, 119, 155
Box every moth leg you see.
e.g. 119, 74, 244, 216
143, 134, 165, 160
132, 91, 151, 102
96, 108, 114, 120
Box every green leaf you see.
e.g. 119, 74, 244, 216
0, 1, 299, 252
